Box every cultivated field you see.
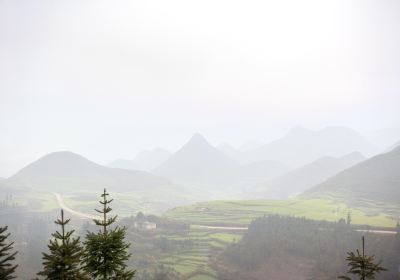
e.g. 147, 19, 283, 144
164, 198, 398, 228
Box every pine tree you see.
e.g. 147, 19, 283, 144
83, 188, 135, 279
338, 236, 386, 280
0, 226, 18, 280
37, 209, 88, 280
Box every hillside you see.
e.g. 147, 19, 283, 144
107, 158, 141, 170
164, 198, 396, 228
3, 151, 174, 193
108, 148, 171, 171
154, 133, 239, 186
302, 147, 400, 205
216, 215, 400, 280
242, 126, 377, 167
253, 152, 365, 198
240, 160, 289, 184
217, 142, 241, 161
386, 140, 400, 152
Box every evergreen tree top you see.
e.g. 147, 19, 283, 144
83, 188, 135, 279
93, 188, 118, 233
37, 209, 88, 280
0, 226, 18, 280
338, 236, 386, 280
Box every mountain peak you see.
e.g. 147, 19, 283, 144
154, 133, 238, 185
186, 133, 209, 146
6, 151, 171, 193
40, 151, 88, 161
10, 151, 102, 179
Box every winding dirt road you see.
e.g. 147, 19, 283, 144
54, 193, 99, 220
53, 193, 398, 235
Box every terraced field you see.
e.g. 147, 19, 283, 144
160, 228, 242, 279
165, 198, 398, 228
154, 198, 399, 278
128, 225, 243, 280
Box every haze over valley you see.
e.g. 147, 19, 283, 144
1, 0, 400, 279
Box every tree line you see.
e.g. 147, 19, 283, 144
2, 197, 399, 279
216, 215, 399, 280
1, 189, 135, 279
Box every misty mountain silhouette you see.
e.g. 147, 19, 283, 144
107, 158, 141, 170
108, 148, 171, 171
154, 133, 291, 187
154, 133, 238, 186
216, 142, 241, 160
302, 146, 400, 204
386, 140, 400, 152
4, 151, 173, 192
254, 152, 365, 199
239, 160, 289, 183
241, 126, 377, 167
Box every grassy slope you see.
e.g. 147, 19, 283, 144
164, 198, 398, 228
155, 227, 241, 280
9, 192, 398, 279
159, 198, 398, 278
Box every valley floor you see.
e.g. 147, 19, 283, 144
50, 193, 398, 280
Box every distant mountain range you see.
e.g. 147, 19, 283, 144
2, 151, 174, 193
302, 146, 400, 205
252, 152, 365, 199
240, 126, 378, 167
108, 148, 171, 171
2, 126, 395, 206
153, 133, 290, 187
154, 133, 238, 186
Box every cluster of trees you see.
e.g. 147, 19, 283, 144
2, 195, 399, 280
135, 265, 179, 280
0, 189, 135, 279
216, 215, 399, 280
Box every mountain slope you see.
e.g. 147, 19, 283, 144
217, 142, 241, 161
386, 140, 400, 152
240, 160, 289, 184
107, 158, 141, 170
302, 147, 400, 204
242, 126, 377, 167
108, 148, 171, 171
254, 152, 365, 198
4, 151, 173, 192
154, 133, 239, 186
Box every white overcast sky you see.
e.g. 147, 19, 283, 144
1, 0, 400, 176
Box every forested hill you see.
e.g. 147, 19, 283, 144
216, 215, 400, 280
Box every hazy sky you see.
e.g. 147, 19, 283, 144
1, 0, 400, 177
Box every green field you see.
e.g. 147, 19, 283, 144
154, 227, 241, 280
165, 198, 398, 228
152, 197, 399, 278
9, 192, 399, 279
9, 189, 195, 216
